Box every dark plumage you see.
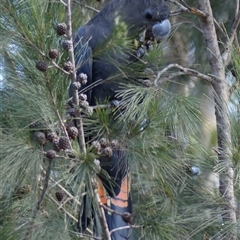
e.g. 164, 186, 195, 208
72, 1, 171, 239
72, 0, 171, 105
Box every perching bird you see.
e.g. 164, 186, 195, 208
72, 0, 171, 239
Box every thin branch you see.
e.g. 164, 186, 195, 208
65, 1, 76, 82
109, 224, 142, 236
167, 0, 207, 19
100, 202, 122, 216
40, 186, 78, 222
94, 182, 111, 240
65, 0, 86, 154
56, 110, 73, 148
168, 0, 226, 38
67, 73, 122, 106
37, 159, 53, 210
39, 171, 93, 236
68, 230, 101, 240
20, 35, 70, 75
97, 197, 142, 237
73, 0, 100, 13
49, 60, 70, 75
40, 165, 84, 206
229, 79, 239, 97
39, 186, 92, 236
167, 0, 185, 9
59, 0, 67, 7
92, 104, 110, 109
42, 152, 76, 160
222, 9, 240, 65
168, 0, 188, 16
2, 5, 72, 76
179, 0, 207, 19
157, 71, 190, 84
14, 221, 30, 231
38, 166, 93, 236
236, 0, 240, 19
45, 75, 73, 150
234, 32, 239, 48
154, 63, 216, 86
109, 226, 131, 235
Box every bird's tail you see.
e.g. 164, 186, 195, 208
78, 173, 133, 240
102, 173, 133, 240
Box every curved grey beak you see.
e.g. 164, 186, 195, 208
152, 19, 171, 39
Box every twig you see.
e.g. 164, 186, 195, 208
73, 0, 100, 13
94, 182, 111, 240
109, 224, 142, 235
65, 0, 86, 154
39, 178, 93, 235
110, 226, 131, 235
40, 186, 78, 222
236, 0, 240, 19
98, 196, 141, 237
229, 79, 239, 97
14, 221, 30, 231
169, 0, 225, 37
45, 75, 73, 150
40, 165, 84, 206
50, 60, 70, 75
179, 0, 207, 19
42, 151, 76, 160
2, 5, 72, 76
37, 159, 53, 210
65, 0, 76, 83
92, 104, 110, 109
67, 74, 119, 104
154, 63, 215, 86
168, 0, 188, 16
100, 202, 122, 216
222, 9, 240, 65
167, 0, 207, 19
56, 109, 73, 149
68, 230, 101, 240
157, 71, 190, 84
212, 147, 221, 155
59, 0, 67, 7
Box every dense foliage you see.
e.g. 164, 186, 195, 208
0, 0, 239, 239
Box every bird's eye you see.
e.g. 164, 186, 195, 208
145, 10, 153, 20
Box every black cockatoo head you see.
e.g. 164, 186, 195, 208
116, 0, 171, 39
141, 0, 171, 39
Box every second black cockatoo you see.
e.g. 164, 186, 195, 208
72, 0, 171, 239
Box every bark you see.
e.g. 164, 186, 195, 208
196, 0, 237, 239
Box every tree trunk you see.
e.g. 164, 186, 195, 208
196, 0, 237, 239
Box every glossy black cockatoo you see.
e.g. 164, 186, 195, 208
72, 0, 171, 239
